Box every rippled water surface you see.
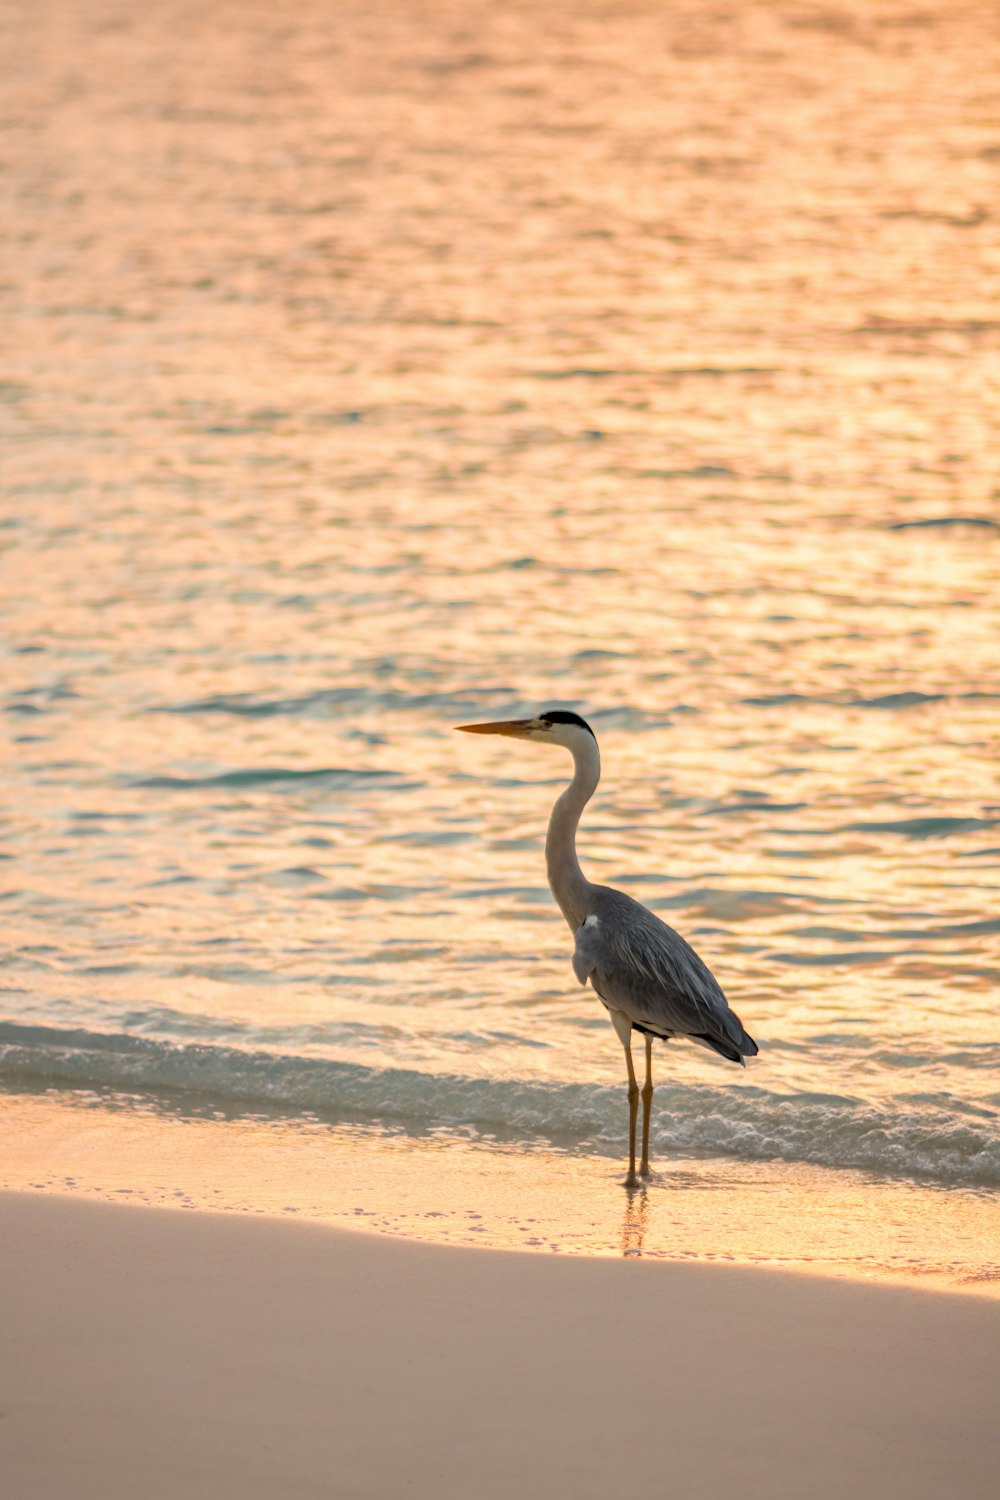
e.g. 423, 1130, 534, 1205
1, 0, 998, 1273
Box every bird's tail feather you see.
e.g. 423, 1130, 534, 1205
694, 1029, 758, 1065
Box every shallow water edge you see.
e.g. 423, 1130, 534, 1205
4, 1090, 996, 1297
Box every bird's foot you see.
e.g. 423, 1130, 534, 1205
639, 1163, 653, 1179
623, 1169, 639, 1190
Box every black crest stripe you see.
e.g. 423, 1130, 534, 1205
539, 710, 596, 739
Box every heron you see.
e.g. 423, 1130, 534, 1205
458, 709, 758, 1185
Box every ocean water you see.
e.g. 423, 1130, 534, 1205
2, 0, 998, 1285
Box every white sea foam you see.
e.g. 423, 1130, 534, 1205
2, 1023, 997, 1189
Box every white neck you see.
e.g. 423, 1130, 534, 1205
545, 732, 600, 931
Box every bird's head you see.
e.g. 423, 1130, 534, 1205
457, 709, 597, 752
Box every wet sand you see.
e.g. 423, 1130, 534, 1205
3, 1191, 997, 1499
3, 1090, 999, 1290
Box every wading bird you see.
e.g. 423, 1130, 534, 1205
458, 710, 757, 1185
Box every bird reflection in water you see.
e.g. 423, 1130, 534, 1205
620, 1183, 651, 1259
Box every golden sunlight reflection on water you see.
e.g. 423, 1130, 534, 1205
1, 0, 998, 1237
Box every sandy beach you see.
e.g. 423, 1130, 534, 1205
3, 1191, 997, 1500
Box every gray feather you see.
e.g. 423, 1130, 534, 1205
572, 915, 603, 984
574, 886, 757, 1061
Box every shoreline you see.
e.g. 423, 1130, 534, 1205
4, 1190, 998, 1500
2, 1089, 997, 1296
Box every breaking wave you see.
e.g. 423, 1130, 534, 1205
2, 1022, 997, 1189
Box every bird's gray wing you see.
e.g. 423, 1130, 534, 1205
574, 889, 756, 1059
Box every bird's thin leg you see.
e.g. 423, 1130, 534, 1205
608, 1010, 639, 1187
640, 1034, 654, 1177
623, 1038, 639, 1187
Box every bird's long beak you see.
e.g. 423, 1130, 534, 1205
456, 718, 535, 738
